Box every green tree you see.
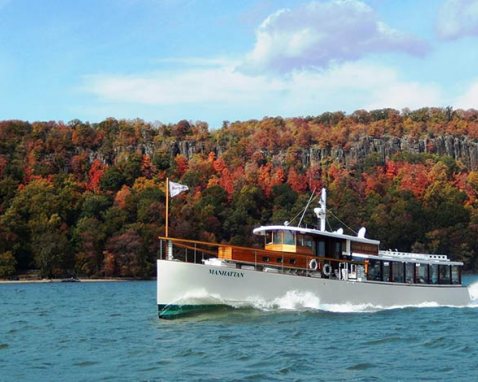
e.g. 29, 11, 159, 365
31, 214, 72, 278
80, 193, 113, 219
270, 184, 298, 224
0, 251, 16, 278
0, 177, 19, 213
100, 166, 125, 192
224, 185, 267, 245
74, 217, 106, 276
119, 153, 142, 186
105, 229, 143, 277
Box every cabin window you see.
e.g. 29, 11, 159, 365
262, 256, 270, 262
405, 263, 415, 283
316, 241, 326, 257
334, 242, 342, 257
451, 265, 460, 285
297, 234, 313, 248
383, 261, 390, 282
276, 257, 283, 263
368, 259, 382, 281
430, 264, 438, 284
391, 262, 404, 283
351, 241, 379, 255
266, 232, 273, 245
273, 231, 283, 244
439, 265, 450, 284
283, 231, 295, 245
417, 264, 428, 284
289, 258, 296, 265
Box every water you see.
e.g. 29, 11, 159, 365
1, 277, 478, 382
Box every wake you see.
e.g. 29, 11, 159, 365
467, 281, 478, 308
170, 284, 478, 314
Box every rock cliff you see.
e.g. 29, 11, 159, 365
168, 135, 478, 170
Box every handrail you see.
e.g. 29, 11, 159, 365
159, 236, 365, 266
173, 242, 218, 257
159, 236, 260, 251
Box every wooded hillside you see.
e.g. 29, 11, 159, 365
1, 107, 478, 278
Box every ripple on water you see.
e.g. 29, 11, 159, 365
278, 366, 291, 374
346, 363, 377, 371
422, 336, 450, 349
365, 336, 404, 346
72, 360, 99, 367
177, 348, 208, 358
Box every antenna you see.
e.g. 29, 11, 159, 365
298, 188, 317, 227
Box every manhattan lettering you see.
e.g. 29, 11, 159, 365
209, 269, 244, 278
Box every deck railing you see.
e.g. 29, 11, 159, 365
158, 236, 365, 279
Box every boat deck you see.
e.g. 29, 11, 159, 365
158, 236, 463, 286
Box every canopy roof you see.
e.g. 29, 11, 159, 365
253, 225, 380, 246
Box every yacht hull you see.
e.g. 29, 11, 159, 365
156, 260, 471, 319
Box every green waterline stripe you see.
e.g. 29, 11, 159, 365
158, 304, 231, 319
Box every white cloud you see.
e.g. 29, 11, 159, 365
82, 60, 443, 120
281, 62, 443, 114
436, 0, 478, 39
366, 82, 443, 111
454, 80, 478, 108
241, 0, 428, 73
83, 66, 285, 105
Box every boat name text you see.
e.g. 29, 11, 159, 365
209, 269, 244, 278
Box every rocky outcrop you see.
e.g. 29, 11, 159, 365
302, 135, 478, 170
82, 134, 478, 171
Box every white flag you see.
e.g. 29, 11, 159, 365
169, 181, 189, 198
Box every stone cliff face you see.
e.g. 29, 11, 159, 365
88, 134, 478, 170
180, 135, 478, 170
305, 135, 478, 169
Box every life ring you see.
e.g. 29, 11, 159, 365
309, 259, 318, 271
322, 263, 332, 276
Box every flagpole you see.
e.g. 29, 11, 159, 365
165, 177, 169, 238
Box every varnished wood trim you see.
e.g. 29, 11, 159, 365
159, 236, 364, 265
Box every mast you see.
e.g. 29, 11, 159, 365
165, 177, 169, 237
165, 177, 173, 260
313, 188, 327, 232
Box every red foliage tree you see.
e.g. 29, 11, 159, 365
398, 163, 430, 198
213, 157, 226, 173
0, 155, 7, 178
306, 165, 322, 192
141, 155, 155, 179
87, 159, 106, 192
219, 168, 234, 197
287, 167, 308, 193
70, 153, 89, 181
258, 164, 285, 197
115, 185, 131, 209
207, 152, 216, 163
385, 161, 398, 179
174, 155, 189, 178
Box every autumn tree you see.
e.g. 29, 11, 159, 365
0, 251, 16, 278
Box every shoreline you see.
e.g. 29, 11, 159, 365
0, 278, 154, 284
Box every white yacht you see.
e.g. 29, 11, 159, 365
157, 189, 471, 318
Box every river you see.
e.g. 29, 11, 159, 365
1, 276, 478, 381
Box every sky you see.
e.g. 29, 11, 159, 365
0, 0, 478, 128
